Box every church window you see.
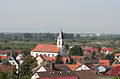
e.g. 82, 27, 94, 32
52, 54, 54, 57
48, 54, 50, 57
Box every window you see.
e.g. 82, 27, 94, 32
52, 54, 54, 57
12, 62, 15, 65
36, 53, 38, 57
48, 54, 50, 57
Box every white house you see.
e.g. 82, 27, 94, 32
96, 65, 106, 73
31, 30, 65, 57
16, 53, 24, 64
68, 63, 90, 71
75, 64, 90, 71
0, 50, 8, 59
7, 54, 19, 69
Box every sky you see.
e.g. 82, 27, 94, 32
0, 0, 120, 34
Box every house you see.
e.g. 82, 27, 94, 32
70, 56, 83, 63
31, 30, 65, 57
115, 53, 120, 59
101, 47, 114, 54
31, 63, 78, 79
16, 53, 24, 64
4, 54, 19, 69
0, 50, 8, 59
0, 64, 14, 75
74, 70, 96, 79
96, 65, 106, 73
99, 59, 110, 67
105, 66, 120, 77
112, 60, 120, 67
36, 54, 46, 65
83, 51, 92, 58
14, 50, 22, 53
82, 48, 98, 53
67, 63, 90, 71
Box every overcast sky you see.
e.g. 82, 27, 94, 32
0, 0, 120, 34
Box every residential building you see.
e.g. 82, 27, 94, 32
0, 50, 8, 59
31, 63, 78, 79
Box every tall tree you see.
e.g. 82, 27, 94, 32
0, 71, 9, 79
91, 51, 96, 60
69, 45, 83, 56
18, 55, 37, 78
55, 54, 63, 64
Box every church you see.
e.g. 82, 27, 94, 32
31, 30, 65, 57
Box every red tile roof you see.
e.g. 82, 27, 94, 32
0, 56, 7, 59
93, 64, 101, 66
32, 44, 60, 53
115, 53, 120, 57
46, 57, 67, 64
14, 50, 22, 53
67, 63, 82, 71
105, 66, 120, 77
99, 60, 110, 66
113, 64, 120, 67
101, 47, 114, 52
83, 51, 92, 56
71, 56, 83, 60
57, 76, 78, 79
39, 78, 53, 79
0, 50, 8, 54
82, 48, 98, 52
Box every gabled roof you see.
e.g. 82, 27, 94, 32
105, 66, 120, 77
115, 53, 120, 56
67, 63, 82, 71
0, 65, 14, 75
57, 76, 78, 79
32, 44, 60, 53
14, 50, 22, 53
36, 64, 77, 78
75, 70, 96, 79
101, 47, 114, 52
7, 54, 19, 65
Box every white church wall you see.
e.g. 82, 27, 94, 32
31, 51, 58, 57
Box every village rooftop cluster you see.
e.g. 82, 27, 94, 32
0, 30, 120, 79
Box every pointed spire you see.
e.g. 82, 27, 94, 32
58, 29, 64, 39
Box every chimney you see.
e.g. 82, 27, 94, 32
50, 63, 55, 70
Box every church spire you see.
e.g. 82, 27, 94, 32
58, 30, 64, 39
57, 29, 65, 54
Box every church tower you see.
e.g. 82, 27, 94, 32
57, 30, 65, 54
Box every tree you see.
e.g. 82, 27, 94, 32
55, 54, 63, 64
97, 45, 101, 53
69, 58, 74, 64
112, 76, 120, 79
0, 57, 2, 63
91, 51, 96, 60
0, 71, 9, 79
69, 45, 83, 56
84, 55, 90, 61
105, 53, 115, 65
65, 44, 69, 50
21, 49, 30, 56
19, 55, 37, 78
